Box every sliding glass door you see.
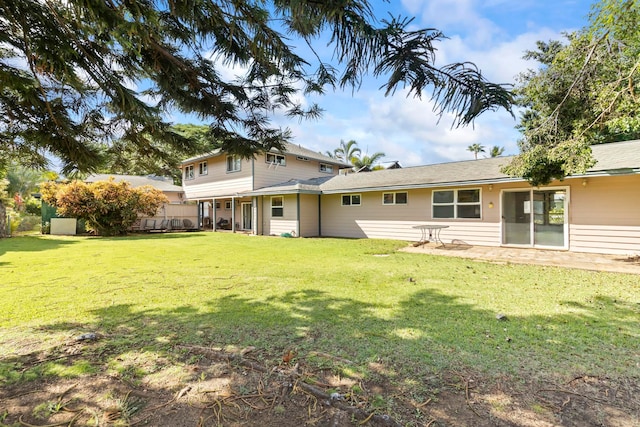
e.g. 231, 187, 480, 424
502, 189, 567, 248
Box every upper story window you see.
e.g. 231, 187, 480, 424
320, 163, 333, 173
184, 165, 194, 180
341, 194, 361, 206
271, 196, 284, 217
383, 192, 408, 205
266, 153, 286, 166
226, 155, 241, 173
433, 189, 481, 219
198, 161, 208, 175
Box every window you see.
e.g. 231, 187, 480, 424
320, 163, 333, 173
224, 201, 232, 210
184, 165, 194, 180
296, 156, 309, 161
198, 161, 208, 175
341, 194, 361, 206
266, 153, 286, 166
226, 155, 241, 172
271, 196, 284, 217
383, 192, 408, 205
432, 189, 481, 219
215, 202, 221, 209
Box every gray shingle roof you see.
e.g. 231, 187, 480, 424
181, 142, 350, 167
85, 174, 183, 192
247, 140, 640, 195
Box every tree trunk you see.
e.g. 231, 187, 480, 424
0, 201, 6, 238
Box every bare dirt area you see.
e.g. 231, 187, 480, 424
1, 341, 638, 427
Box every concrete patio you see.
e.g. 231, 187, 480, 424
401, 241, 640, 274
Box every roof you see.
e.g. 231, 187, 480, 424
181, 142, 350, 167
85, 174, 183, 192
246, 139, 640, 195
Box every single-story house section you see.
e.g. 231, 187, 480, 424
242, 140, 640, 255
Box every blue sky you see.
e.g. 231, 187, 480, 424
175, 0, 594, 167
274, 0, 593, 166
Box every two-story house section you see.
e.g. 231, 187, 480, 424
180, 143, 350, 234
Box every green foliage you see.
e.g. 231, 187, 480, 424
509, 0, 640, 184
24, 198, 41, 216
0, 0, 512, 174
40, 179, 168, 236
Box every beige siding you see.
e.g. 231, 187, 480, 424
320, 187, 501, 245
253, 154, 338, 189
262, 194, 298, 236
567, 175, 640, 254
299, 194, 320, 237
183, 155, 253, 198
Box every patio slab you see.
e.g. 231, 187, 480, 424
401, 241, 640, 274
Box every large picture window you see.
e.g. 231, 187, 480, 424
432, 189, 481, 219
271, 196, 284, 217
341, 194, 361, 206
320, 163, 333, 173
226, 156, 241, 172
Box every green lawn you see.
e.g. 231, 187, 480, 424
1, 232, 638, 385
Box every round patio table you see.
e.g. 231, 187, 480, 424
412, 224, 449, 247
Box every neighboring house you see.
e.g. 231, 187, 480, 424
85, 174, 198, 227
182, 140, 640, 255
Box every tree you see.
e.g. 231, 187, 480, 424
467, 144, 486, 160
0, 0, 513, 175
489, 146, 505, 157
0, 178, 8, 237
334, 140, 362, 164
504, 0, 640, 185
97, 124, 215, 185
40, 179, 168, 236
6, 164, 47, 199
352, 152, 386, 171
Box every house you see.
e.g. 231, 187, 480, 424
179, 143, 351, 232
181, 140, 640, 255
85, 174, 198, 228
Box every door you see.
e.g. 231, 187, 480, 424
502, 189, 567, 248
241, 202, 252, 230
502, 191, 531, 245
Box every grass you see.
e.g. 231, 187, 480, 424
1, 232, 638, 387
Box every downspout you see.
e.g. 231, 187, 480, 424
296, 193, 301, 237
318, 194, 322, 237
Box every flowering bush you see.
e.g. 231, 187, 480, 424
40, 179, 168, 236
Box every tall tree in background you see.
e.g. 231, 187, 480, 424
98, 124, 214, 185
334, 140, 362, 164
489, 145, 505, 157
467, 144, 486, 159
505, 0, 640, 185
0, 0, 512, 176
352, 152, 386, 171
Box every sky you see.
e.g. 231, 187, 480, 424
213, 0, 594, 167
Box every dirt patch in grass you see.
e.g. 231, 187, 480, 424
2, 341, 638, 427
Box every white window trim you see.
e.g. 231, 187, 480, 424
266, 153, 286, 166
382, 191, 408, 205
271, 196, 284, 217
184, 164, 194, 180
319, 163, 334, 173
341, 194, 361, 206
198, 161, 208, 175
432, 188, 482, 219
224, 201, 232, 210
226, 155, 242, 173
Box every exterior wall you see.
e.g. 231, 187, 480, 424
567, 175, 640, 254
320, 186, 501, 245
253, 154, 338, 189
299, 194, 319, 237
261, 194, 298, 236
182, 155, 253, 198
